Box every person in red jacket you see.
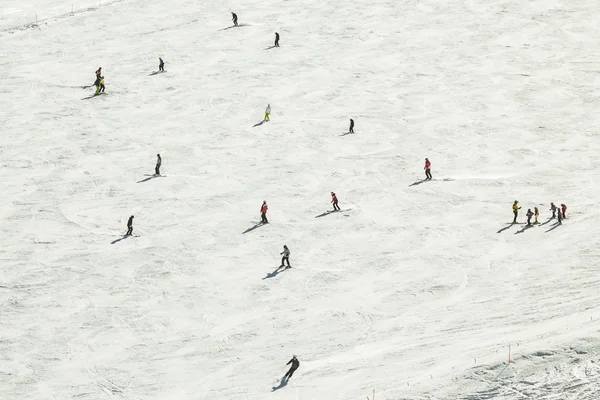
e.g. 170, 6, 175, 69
424, 158, 432, 180
560, 203, 567, 219
260, 201, 269, 224
331, 192, 340, 211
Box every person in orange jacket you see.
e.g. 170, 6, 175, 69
331, 192, 340, 211
424, 158, 432, 180
260, 201, 269, 224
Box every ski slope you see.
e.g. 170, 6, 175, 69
1, 0, 600, 399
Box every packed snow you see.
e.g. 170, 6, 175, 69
1, 0, 600, 399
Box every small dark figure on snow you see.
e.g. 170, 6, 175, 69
424, 158, 432, 180
232, 12, 238, 26
349, 118, 354, 133
261, 201, 269, 224
95, 67, 102, 78
557, 209, 563, 224
159, 58, 165, 72
283, 355, 299, 381
550, 202, 557, 218
512, 200, 521, 223
526, 209, 533, 226
155, 154, 161, 175
274, 32, 280, 47
561, 203, 567, 219
280, 245, 291, 268
331, 192, 340, 211
126, 215, 134, 236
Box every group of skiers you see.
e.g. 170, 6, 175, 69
512, 200, 567, 226
231, 12, 279, 46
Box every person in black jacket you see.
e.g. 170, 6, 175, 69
283, 355, 299, 380
349, 118, 354, 133
232, 12, 238, 26
155, 154, 162, 175
126, 215, 134, 236
274, 32, 280, 47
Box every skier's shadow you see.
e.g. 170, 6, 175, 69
271, 377, 288, 391
497, 223, 514, 233
409, 179, 428, 187
219, 24, 249, 31
111, 236, 128, 244
242, 223, 264, 234
340, 131, 352, 136
514, 225, 532, 234
253, 120, 268, 127
540, 218, 554, 226
264, 46, 276, 50
137, 176, 154, 183
545, 222, 562, 233
262, 267, 284, 280
315, 210, 335, 218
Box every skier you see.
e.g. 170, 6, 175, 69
159, 58, 165, 72
155, 154, 161, 176
526, 209, 533, 226
512, 200, 521, 223
126, 215, 134, 236
279, 245, 291, 268
550, 202, 557, 218
349, 118, 354, 133
424, 158, 432, 180
95, 67, 102, 78
264, 104, 271, 121
99, 76, 105, 93
561, 203, 567, 219
534, 207, 539, 224
274, 32, 280, 47
231, 12, 238, 26
557, 208, 563, 224
93, 75, 101, 94
331, 192, 340, 211
283, 355, 299, 381
261, 201, 269, 224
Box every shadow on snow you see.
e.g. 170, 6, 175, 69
111, 236, 129, 244
264, 46, 277, 50
242, 223, 265, 234
271, 377, 288, 391
514, 225, 534, 234
497, 223, 515, 233
262, 266, 288, 280
219, 24, 249, 31
545, 222, 562, 232
315, 210, 337, 218
253, 120, 268, 127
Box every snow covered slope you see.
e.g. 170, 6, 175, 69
1, 0, 600, 399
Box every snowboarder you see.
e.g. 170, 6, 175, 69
331, 192, 340, 211
155, 154, 161, 176
349, 118, 354, 133
280, 245, 291, 268
126, 215, 134, 236
274, 32, 280, 47
283, 355, 299, 381
557, 209, 563, 224
561, 203, 567, 219
534, 207, 539, 224
159, 58, 165, 72
550, 202, 557, 218
264, 104, 271, 121
232, 12, 238, 26
526, 209, 533, 226
424, 158, 432, 180
512, 200, 521, 223
261, 201, 269, 224
95, 67, 102, 78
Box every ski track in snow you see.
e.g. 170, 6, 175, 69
1, 0, 600, 399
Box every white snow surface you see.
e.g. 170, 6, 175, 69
1, 0, 600, 399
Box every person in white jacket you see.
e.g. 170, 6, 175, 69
279, 245, 291, 268
264, 104, 271, 121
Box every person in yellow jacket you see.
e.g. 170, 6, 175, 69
95, 76, 105, 95
512, 200, 520, 223
534, 207, 539, 224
